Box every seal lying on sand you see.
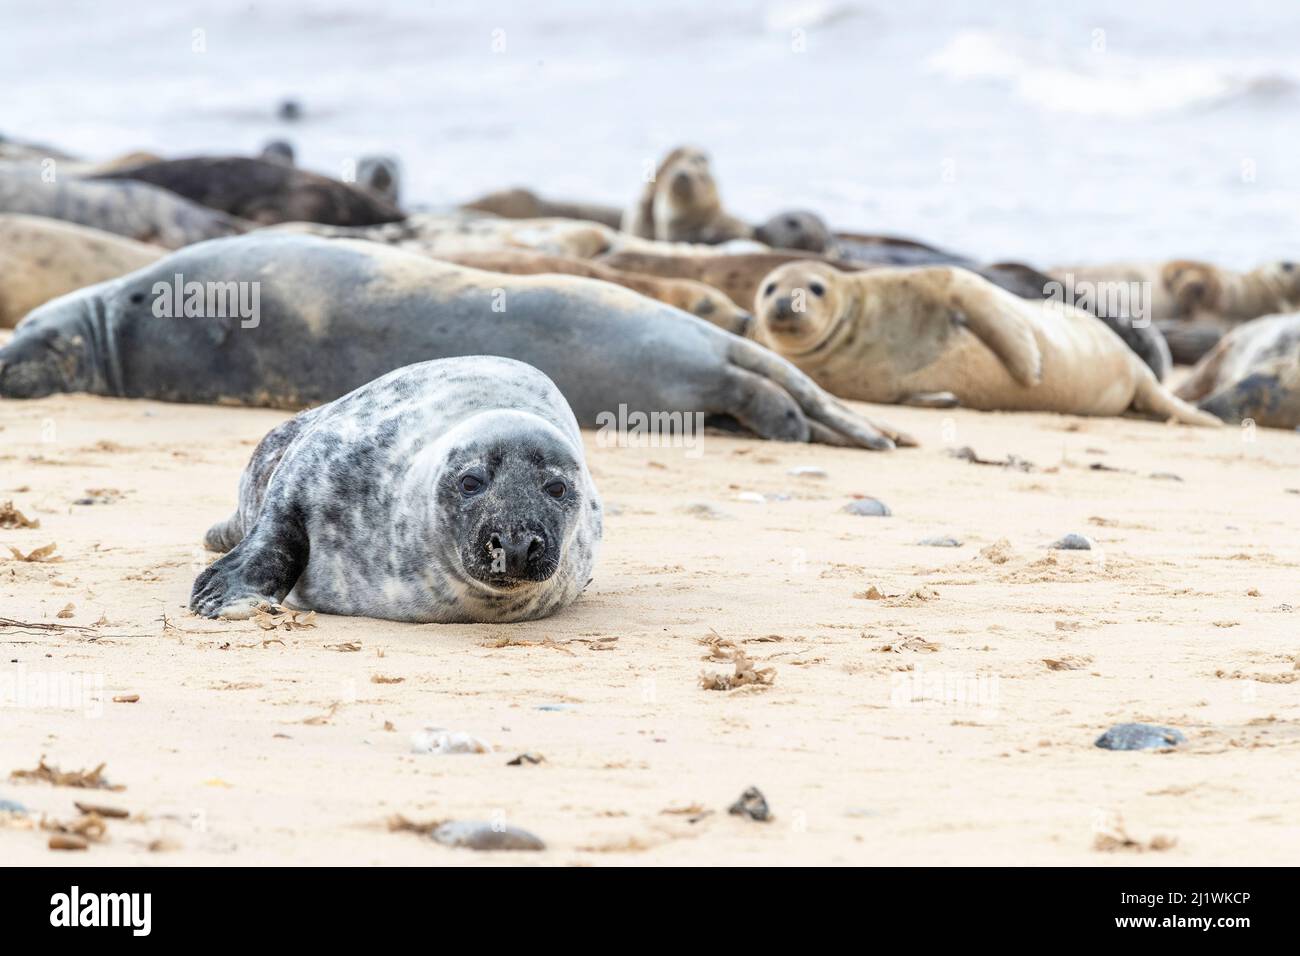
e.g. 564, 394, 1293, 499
0, 234, 911, 449
622, 146, 751, 244
94, 156, 405, 226
0, 170, 248, 248
1051, 260, 1300, 324
1174, 312, 1300, 428
0, 214, 164, 327
192, 357, 602, 622
602, 250, 1171, 381
750, 261, 1218, 425
437, 249, 752, 334
462, 187, 623, 229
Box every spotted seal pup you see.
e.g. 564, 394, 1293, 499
192, 357, 601, 622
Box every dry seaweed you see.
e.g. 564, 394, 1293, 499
10, 756, 124, 791
252, 603, 316, 631
699, 650, 776, 691
387, 813, 443, 836
7, 542, 60, 562
0, 501, 39, 529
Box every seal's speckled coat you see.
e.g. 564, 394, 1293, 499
192, 357, 602, 623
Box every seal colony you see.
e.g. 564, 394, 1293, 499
0, 233, 911, 450
2, 133, 1297, 632
192, 357, 602, 623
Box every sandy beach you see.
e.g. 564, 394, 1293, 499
3, 382, 1297, 866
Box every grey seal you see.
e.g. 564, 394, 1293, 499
0, 169, 248, 248
0, 233, 911, 449
754, 210, 1171, 379
192, 356, 602, 623
93, 156, 405, 226
1175, 311, 1300, 427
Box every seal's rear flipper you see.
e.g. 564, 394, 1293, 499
189, 518, 308, 619
1132, 374, 1224, 427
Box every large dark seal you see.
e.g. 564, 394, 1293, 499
192, 357, 602, 622
1175, 312, 1300, 428
93, 156, 405, 226
0, 234, 911, 450
0, 169, 248, 248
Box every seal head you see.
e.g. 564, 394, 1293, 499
753, 261, 854, 356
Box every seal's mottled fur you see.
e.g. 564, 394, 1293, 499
192, 357, 601, 623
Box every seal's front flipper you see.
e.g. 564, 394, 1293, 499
189, 518, 308, 619
725, 338, 915, 450
902, 391, 959, 408
944, 269, 1044, 387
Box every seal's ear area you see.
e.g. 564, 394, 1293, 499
943, 268, 1043, 388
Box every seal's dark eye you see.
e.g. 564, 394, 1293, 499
785, 217, 799, 229
544, 480, 567, 499
809, 282, 825, 297
764, 282, 777, 297
1283, 262, 1295, 272
459, 474, 485, 496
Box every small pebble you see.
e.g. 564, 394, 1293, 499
679, 502, 732, 520
1094, 723, 1186, 751
0, 798, 28, 814
1149, 472, 1184, 482
735, 491, 765, 504
788, 466, 828, 479
535, 704, 569, 712
409, 727, 491, 755
506, 752, 545, 766
843, 497, 891, 517
917, 536, 962, 547
1050, 533, 1092, 550
728, 786, 772, 822
432, 820, 545, 851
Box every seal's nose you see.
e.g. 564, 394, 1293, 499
488, 530, 546, 576
768, 296, 800, 325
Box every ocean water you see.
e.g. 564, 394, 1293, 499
3, 0, 1298, 267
